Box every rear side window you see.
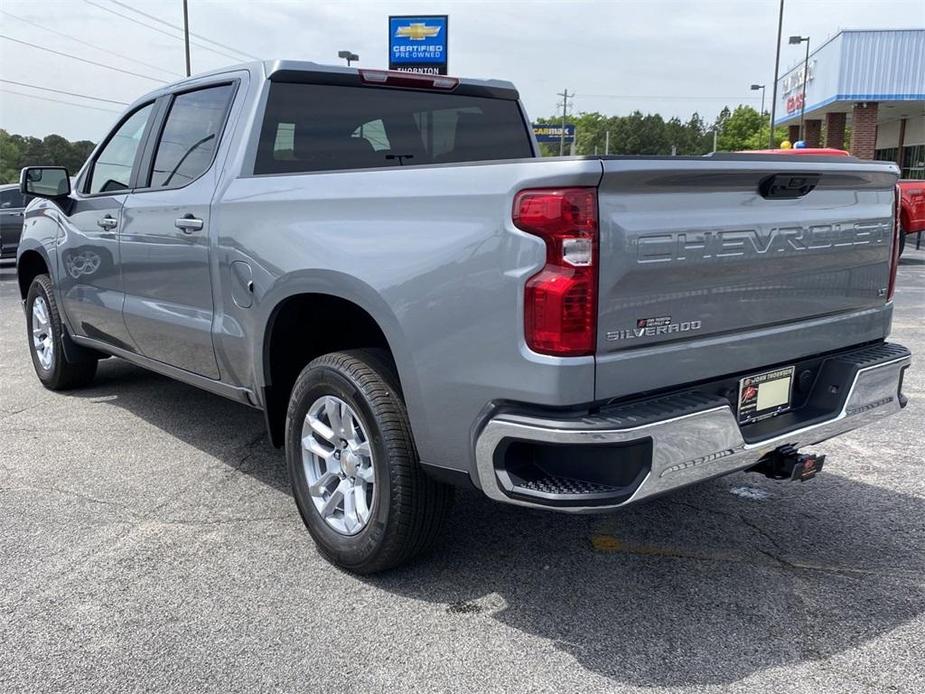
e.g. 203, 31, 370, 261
254, 83, 532, 174
149, 84, 235, 188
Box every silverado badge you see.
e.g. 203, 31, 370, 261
605, 316, 702, 342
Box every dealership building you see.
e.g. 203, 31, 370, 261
774, 29, 924, 177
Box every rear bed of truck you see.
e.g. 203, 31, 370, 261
475, 153, 909, 510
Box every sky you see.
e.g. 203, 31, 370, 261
0, 0, 923, 142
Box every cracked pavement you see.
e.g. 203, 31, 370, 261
1, 247, 924, 693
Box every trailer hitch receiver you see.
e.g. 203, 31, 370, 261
750, 445, 826, 482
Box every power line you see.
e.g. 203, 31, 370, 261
0, 34, 167, 83
581, 93, 762, 101
0, 88, 121, 113
106, 0, 257, 60
0, 79, 129, 105
83, 0, 247, 64
0, 10, 183, 78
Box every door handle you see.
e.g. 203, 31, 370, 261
97, 215, 118, 230
175, 215, 204, 233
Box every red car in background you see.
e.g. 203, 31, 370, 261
898, 180, 925, 255
747, 147, 925, 255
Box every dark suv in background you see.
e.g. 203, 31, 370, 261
0, 183, 30, 259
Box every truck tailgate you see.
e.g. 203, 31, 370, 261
595, 155, 899, 398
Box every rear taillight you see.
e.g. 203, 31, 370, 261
358, 69, 459, 90
888, 184, 901, 301
513, 187, 598, 356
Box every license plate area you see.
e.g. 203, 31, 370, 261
738, 366, 794, 425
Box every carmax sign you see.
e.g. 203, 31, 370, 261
532, 124, 575, 143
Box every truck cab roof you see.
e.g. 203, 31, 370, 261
125, 60, 520, 111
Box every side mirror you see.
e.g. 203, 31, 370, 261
20, 166, 71, 199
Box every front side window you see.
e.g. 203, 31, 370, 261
254, 83, 533, 175
149, 84, 235, 188
88, 103, 153, 194
351, 119, 390, 152
273, 122, 296, 159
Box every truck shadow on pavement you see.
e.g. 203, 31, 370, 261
72, 357, 292, 494
73, 357, 924, 689
373, 483, 925, 687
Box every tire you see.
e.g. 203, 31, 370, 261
898, 226, 906, 257
285, 349, 453, 573
25, 274, 97, 390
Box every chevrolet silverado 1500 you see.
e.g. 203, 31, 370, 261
17, 61, 911, 572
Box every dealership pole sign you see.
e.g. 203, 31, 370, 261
389, 15, 448, 75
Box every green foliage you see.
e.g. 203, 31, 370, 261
534, 104, 789, 156
714, 105, 789, 151
0, 129, 96, 184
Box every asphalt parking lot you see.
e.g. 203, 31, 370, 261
1, 247, 923, 694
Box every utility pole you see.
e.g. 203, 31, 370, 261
604, 130, 610, 156
768, 0, 784, 147
556, 88, 573, 156
182, 0, 191, 77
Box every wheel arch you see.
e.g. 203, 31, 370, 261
16, 247, 51, 301
256, 276, 418, 448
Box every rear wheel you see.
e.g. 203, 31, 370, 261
285, 349, 453, 573
25, 274, 97, 390
898, 225, 906, 256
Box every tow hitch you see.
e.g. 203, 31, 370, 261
750, 445, 826, 482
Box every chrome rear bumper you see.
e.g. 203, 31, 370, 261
475, 344, 911, 512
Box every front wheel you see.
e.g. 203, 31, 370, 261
25, 274, 97, 390
285, 349, 453, 573
898, 226, 906, 257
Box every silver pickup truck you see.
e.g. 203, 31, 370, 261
16, 61, 911, 573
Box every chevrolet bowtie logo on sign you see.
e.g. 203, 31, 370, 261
389, 15, 449, 75
395, 22, 442, 41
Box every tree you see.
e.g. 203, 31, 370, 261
530, 106, 765, 158
0, 129, 96, 183
572, 111, 610, 155
716, 105, 766, 151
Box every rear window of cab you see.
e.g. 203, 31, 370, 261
254, 82, 533, 175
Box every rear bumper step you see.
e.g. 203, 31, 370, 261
474, 342, 911, 512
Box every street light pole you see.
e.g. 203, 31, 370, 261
337, 50, 359, 66
789, 35, 811, 140
800, 38, 810, 140
768, 0, 785, 148
182, 0, 191, 77
751, 84, 766, 116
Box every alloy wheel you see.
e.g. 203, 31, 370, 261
31, 295, 54, 371
301, 395, 376, 535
